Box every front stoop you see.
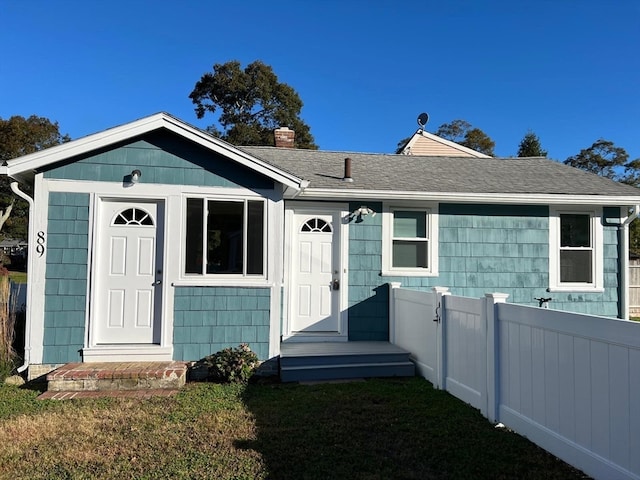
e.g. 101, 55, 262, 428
280, 342, 416, 383
40, 361, 188, 399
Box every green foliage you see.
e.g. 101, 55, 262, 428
435, 119, 495, 156
190, 60, 317, 149
0, 115, 70, 240
517, 131, 548, 157
203, 343, 259, 384
564, 138, 629, 180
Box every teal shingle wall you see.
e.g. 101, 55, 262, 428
43, 131, 274, 190
42, 192, 89, 363
347, 203, 622, 341
173, 286, 271, 361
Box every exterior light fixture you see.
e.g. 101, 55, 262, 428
131, 169, 142, 184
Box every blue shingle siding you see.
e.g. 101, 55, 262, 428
347, 203, 622, 340
42, 131, 274, 190
43, 192, 89, 364
173, 286, 271, 361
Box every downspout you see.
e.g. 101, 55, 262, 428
620, 205, 640, 320
10, 181, 33, 373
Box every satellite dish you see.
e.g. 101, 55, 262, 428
417, 112, 429, 128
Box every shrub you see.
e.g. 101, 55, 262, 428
0, 272, 16, 381
203, 344, 259, 384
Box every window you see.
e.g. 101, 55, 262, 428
185, 198, 265, 276
112, 207, 154, 226
549, 207, 602, 291
382, 205, 438, 276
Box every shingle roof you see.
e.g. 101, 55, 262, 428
240, 146, 640, 197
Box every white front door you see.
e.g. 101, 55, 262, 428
94, 199, 164, 345
288, 207, 347, 339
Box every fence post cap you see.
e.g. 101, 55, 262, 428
389, 282, 402, 289
432, 286, 450, 294
485, 292, 509, 303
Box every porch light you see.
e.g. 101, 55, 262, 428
131, 169, 142, 184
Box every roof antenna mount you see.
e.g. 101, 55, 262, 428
417, 112, 429, 132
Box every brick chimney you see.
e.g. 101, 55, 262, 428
274, 127, 295, 148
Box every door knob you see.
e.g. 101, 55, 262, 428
332, 279, 340, 290
152, 280, 162, 286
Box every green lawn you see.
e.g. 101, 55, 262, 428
0, 378, 589, 479
8, 271, 26, 284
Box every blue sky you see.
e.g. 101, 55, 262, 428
1, 1, 638, 161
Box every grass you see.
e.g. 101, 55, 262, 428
0, 378, 589, 480
8, 271, 26, 284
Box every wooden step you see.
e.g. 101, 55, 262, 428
279, 342, 415, 382
46, 361, 188, 392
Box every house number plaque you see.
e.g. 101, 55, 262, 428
36, 231, 45, 257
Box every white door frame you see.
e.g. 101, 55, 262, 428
84, 195, 172, 361
282, 202, 349, 342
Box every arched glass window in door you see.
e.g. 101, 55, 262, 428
300, 218, 332, 233
112, 207, 154, 226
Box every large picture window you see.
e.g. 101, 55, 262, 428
382, 205, 438, 276
185, 198, 265, 276
549, 207, 602, 291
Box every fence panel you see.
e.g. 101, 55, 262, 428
496, 303, 640, 480
442, 295, 486, 413
392, 288, 438, 385
390, 286, 640, 480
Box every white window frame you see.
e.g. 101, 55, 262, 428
548, 206, 603, 292
181, 194, 267, 282
382, 203, 438, 276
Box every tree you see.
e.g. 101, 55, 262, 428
517, 131, 547, 157
0, 115, 70, 239
189, 60, 317, 149
565, 139, 640, 254
564, 139, 628, 180
435, 119, 495, 156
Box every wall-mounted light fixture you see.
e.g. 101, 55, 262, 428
350, 205, 376, 223
131, 169, 142, 184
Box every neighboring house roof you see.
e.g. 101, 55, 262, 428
240, 146, 640, 205
399, 129, 491, 158
0, 112, 306, 192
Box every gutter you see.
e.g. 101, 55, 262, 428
10, 181, 33, 373
620, 205, 640, 320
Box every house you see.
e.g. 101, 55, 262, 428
397, 127, 491, 157
3, 112, 640, 380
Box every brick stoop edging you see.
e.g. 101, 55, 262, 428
44, 361, 188, 394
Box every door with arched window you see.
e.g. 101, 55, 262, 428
288, 206, 347, 339
93, 200, 164, 345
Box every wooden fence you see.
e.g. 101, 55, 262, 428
390, 284, 640, 480
630, 265, 640, 315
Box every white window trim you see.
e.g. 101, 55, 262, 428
382, 203, 438, 277
548, 206, 604, 292
178, 192, 269, 285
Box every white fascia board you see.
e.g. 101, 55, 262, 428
4, 113, 304, 192
296, 188, 640, 206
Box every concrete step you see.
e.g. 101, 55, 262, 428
46, 361, 188, 392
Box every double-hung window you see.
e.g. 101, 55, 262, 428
184, 198, 265, 277
549, 207, 602, 291
382, 205, 438, 276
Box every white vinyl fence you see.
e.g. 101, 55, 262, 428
390, 284, 640, 480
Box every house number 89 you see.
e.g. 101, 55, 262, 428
36, 231, 45, 257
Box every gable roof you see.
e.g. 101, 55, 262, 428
0, 112, 306, 191
399, 129, 491, 158
241, 146, 640, 205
